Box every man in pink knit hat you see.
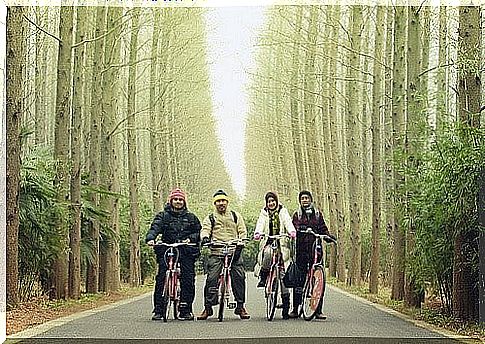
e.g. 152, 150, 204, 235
146, 188, 201, 321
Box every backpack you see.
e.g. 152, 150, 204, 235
209, 210, 238, 230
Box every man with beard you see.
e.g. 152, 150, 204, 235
197, 189, 250, 320
146, 188, 201, 321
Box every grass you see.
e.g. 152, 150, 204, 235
327, 277, 484, 341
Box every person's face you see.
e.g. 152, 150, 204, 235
300, 194, 312, 207
266, 197, 277, 210
171, 197, 185, 210
214, 199, 228, 213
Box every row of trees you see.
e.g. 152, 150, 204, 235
245, 5, 483, 321
6, 6, 234, 308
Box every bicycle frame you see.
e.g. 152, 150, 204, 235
204, 238, 248, 322
300, 229, 336, 321
155, 242, 195, 322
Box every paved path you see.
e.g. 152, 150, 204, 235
8, 274, 476, 344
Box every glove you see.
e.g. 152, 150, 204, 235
253, 233, 261, 241
146, 240, 155, 246
289, 231, 296, 239
201, 237, 210, 246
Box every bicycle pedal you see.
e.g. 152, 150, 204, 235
228, 301, 237, 309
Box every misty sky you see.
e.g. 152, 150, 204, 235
205, 6, 266, 198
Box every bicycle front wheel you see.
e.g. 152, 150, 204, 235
173, 273, 180, 320
218, 274, 226, 322
161, 272, 171, 322
302, 266, 325, 321
265, 268, 279, 321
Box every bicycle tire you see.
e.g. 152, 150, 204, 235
218, 274, 226, 322
302, 266, 325, 321
161, 271, 171, 322
265, 267, 279, 321
173, 273, 180, 320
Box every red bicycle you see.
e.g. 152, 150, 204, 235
204, 238, 249, 322
299, 228, 336, 321
155, 241, 196, 322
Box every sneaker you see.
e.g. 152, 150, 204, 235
288, 309, 300, 319
197, 307, 213, 320
315, 313, 327, 320
234, 307, 250, 320
179, 312, 194, 321
152, 313, 163, 321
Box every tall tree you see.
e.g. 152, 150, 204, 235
346, 5, 363, 286
453, 5, 481, 321
369, 5, 385, 295
127, 7, 141, 287
6, 6, 26, 309
53, 5, 74, 300
69, 6, 88, 299
390, 6, 407, 300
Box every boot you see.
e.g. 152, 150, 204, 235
234, 303, 251, 319
257, 270, 269, 288
282, 294, 290, 320
197, 306, 213, 320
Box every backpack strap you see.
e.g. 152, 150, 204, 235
209, 211, 238, 238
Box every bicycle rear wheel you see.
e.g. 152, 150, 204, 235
161, 272, 171, 322
265, 267, 279, 321
302, 266, 325, 321
217, 274, 226, 322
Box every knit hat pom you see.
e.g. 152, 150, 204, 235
213, 189, 229, 203
168, 188, 186, 202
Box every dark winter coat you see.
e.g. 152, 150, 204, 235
146, 203, 201, 257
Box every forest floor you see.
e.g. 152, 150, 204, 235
6, 284, 152, 336
328, 277, 485, 342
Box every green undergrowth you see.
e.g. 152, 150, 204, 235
327, 277, 484, 341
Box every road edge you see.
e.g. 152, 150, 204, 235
7, 292, 152, 339
327, 284, 474, 342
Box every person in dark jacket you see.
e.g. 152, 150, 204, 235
146, 188, 201, 321
290, 190, 335, 319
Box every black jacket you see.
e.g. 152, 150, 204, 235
146, 203, 201, 257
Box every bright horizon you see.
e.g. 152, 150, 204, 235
205, 7, 266, 199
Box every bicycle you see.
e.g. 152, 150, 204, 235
258, 233, 292, 321
203, 238, 249, 322
154, 241, 196, 322
299, 228, 336, 321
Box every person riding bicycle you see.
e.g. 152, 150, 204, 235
146, 188, 201, 321
197, 189, 251, 320
290, 190, 335, 320
253, 191, 296, 320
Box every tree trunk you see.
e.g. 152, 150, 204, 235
453, 5, 481, 321
100, 6, 123, 293
69, 6, 88, 299
86, 5, 107, 294
127, 7, 141, 287
369, 5, 384, 295
6, 6, 26, 310
346, 6, 363, 287
390, 6, 406, 301
53, 5, 74, 300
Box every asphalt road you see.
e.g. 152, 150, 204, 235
8, 274, 477, 344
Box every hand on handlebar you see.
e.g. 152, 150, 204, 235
253, 233, 261, 241
147, 240, 155, 246
289, 231, 296, 239
201, 237, 210, 246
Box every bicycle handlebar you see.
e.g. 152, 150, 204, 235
300, 228, 337, 244
154, 242, 197, 247
258, 233, 292, 240
202, 238, 249, 248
